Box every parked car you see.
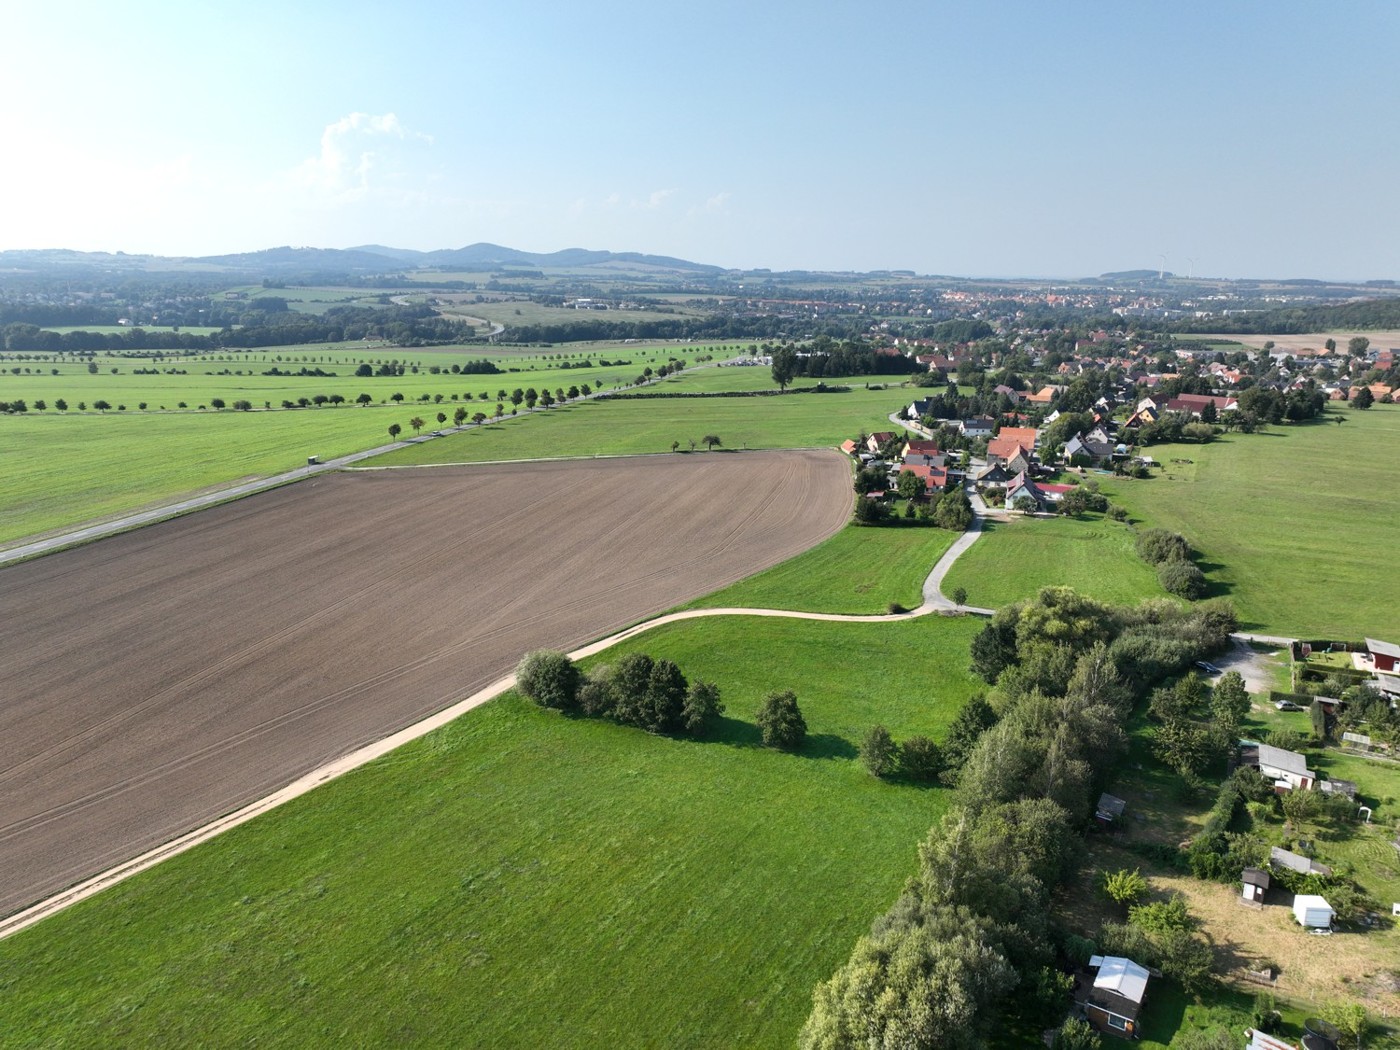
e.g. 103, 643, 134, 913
1195, 660, 1221, 674
1275, 700, 1305, 712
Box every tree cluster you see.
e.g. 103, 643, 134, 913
804, 587, 1235, 1047
515, 650, 724, 738
1134, 527, 1207, 599
858, 726, 943, 781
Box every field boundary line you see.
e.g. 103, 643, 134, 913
0, 539, 990, 940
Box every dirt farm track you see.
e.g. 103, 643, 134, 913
0, 451, 851, 918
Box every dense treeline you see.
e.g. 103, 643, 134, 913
1173, 297, 1400, 334
1, 304, 477, 353
802, 589, 1235, 1048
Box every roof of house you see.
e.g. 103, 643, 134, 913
1096, 793, 1127, 818
987, 437, 1030, 462
839, 439, 858, 454
1270, 846, 1331, 876
869, 432, 895, 442
1366, 638, 1400, 659
903, 439, 941, 455
997, 426, 1039, 449
1242, 867, 1271, 888
1089, 955, 1149, 1005
1320, 778, 1357, 798
1257, 743, 1311, 778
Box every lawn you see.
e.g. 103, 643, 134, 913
0, 614, 981, 1049
1099, 406, 1400, 638
939, 513, 1169, 610
368, 385, 916, 466
684, 522, 956, 615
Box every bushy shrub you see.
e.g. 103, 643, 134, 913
1158, 559, 1207, 599
899, 736, 943, 781
859, 725, 899, 777
1135, 527, 1192, 565
515, 650, 580, 711
756, 690, 806, 750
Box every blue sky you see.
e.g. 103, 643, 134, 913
3, 1, 1397, 278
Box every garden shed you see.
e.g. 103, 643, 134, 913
1241, 867, 1269, 906
1292, 894, 1335, 931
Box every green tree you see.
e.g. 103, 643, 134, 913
1352, 386, 1374, 409
859, 725, 899, 777
409, 416, 426, 435
941, 695, 998, 773
1102, 868, 1148, 907
356, 392, 373, 406
899, 736, 943, 782
453, 406, 467, 426
896, 469, 924, 502
1052, 1018, 1102, 1050
1348, 336, 1371, 356
54, 398, 68, 411
681, 680, 724, 737
702, 433, 722, 451
436, 411, 447, 426
951, 586, 968, 608
211, 398, 226, 410
756, 690, 806, 750
800, 908, 1013, 1050
771, 346, 798, 391
1210, 670, 1250, 726
670, 440, 680, 453
643, 659, 688, 733
510, 388, 524, 411
933, 486, 973, 530
1323, 1000, 1369, 1049
514, 649, 580, 712
1154, 717, 1212, 777
387, 423, 402, 441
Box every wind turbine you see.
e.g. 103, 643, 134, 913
1186, 257, 1196, 280
1158, 254, 1168, 281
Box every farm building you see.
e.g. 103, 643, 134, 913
1254, 743, 1316, 791
1366, 637, 1400, 674
1073, 955, 1150, 1037
1269, 846, 1331, 878
1292, 894, 1335, 931
1241, 867, 1270, 905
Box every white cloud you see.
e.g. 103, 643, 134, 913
292, 112, 433, 202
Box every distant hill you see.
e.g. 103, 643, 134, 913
1099, 269, 1173, 280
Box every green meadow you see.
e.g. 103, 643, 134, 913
684, 522, 956, 615
0, 349, 761, 544
1099, 405, 1400, 638
941, 513, 1169, 610
369, 385, 914, 467
0, 614, 981, 1049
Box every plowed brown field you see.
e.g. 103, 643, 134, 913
0, 451, 851, 918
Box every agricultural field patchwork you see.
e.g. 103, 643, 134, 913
0, 452, 851, 918
0, 611, 980, 1049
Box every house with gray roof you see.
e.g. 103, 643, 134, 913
1255, 743, 1316, 791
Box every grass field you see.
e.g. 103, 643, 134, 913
0, 353, 769, 544
684, 523, 956, 614
939, 513, 1169, 610
368, 385, 915, 467
1099, 406, 1400, 638
0, 407, 409, 544
0, 614, 981, 1049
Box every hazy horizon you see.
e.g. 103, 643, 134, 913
3, 1, 1397, 281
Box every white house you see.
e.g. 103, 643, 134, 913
1256, 743, 1316, 791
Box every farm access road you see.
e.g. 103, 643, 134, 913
0, 452, 852, 923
